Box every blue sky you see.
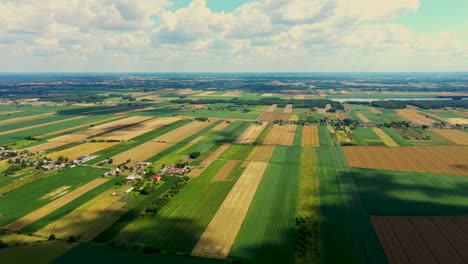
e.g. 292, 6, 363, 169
0, 0, 467, 72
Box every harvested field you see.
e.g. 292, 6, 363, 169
223, 90, 242, 96
245, 145, 276, 162
0, 116, 86, 136
446, 118, 468, 125
293, 95, 305, 100
235, 123, 268, 144
47, 142, 119, 160
344, 104, 353, 111
301, 125, 319, 147
191, 162, 269, 259
397, 109, 436, 126
111, 121, 211, 165
318, 90, 327, 97
186, 167, 205, 178
213, 160, 238, 180
263, 124, 297, 146
37, 189, 127, 241
431, 129, 468, 145
177, 136, 205, 154
368, 107, 382, 114
200, 144, 231, 167
0, 112, 53, 126
212, 121, 231, 131
26, 116, 151, 153
337, 113, 349, 120
94, 117, 180, 141
3, 178, 108, 231
257, 112, 290, 122
266, 104, 277, 112
198, 91, 215, 96
36, 116, 122, 139
372, 127, 399, 147
282, 104, 293, 113
372, 216, 468, 264
343, 146, 468, 176
355, 113, 372, 123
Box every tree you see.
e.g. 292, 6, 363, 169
189, 152, 201, 159
48, 234, 56, 241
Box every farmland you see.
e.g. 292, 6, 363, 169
0, 73, 467, 264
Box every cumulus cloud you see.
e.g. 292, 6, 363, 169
0, 0, 467, 71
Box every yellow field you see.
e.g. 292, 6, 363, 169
355, 113, 371, 123
446, 118, 468, 125
301, 125, 320, 147
0, 116, 85, 136
200, 144, 231, 167
37, 187, 127, 241
36, 116, 123, 139
47, 142, 119, 160
191, 161, 269, 259
257, 112, 290, 122
431, 129, 468, 145
0, 112, 53, 126
211, 121, 231, 131
3, 178, 108, 231
111, 121, 211, 165
283, 104, 293, 113
372, 127, 399, 147
235, 122, 268, 144
213, 160, 238, 180
266, 104, 277, 112
245, 145, 276, 162
263, 124, 297, 146
94, 117, 180, 141
26, 116, 150, 153
343, 146, 468, 176
368, 107, 382, 114
397, 109, 436, 126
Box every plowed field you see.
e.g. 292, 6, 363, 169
263, 124, 296, 146
431, 129, 468, 145
47, 142, 119, 160
397, 109, 436, 126
235, 123, 268, 144
301, 125, 319, 147
343, 146, 468, 176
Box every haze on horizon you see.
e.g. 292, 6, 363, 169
1, 0, 467, 72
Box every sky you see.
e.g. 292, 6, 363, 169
0, 0, 467, 72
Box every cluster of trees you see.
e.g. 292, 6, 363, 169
347, 99, 467, 109
194, 117, 209, 122
294, 216, 318, 258
145, 177, 189, 215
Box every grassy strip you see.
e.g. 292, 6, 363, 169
230, 146, 301, 263
293, 125, 303, 147
318, 125, 332, 146
0, 114, 78, 133
21, 176, 121, 233
89, 120, 191, 164
379, 127, 410, 146
294, 147, 320, 264
0, 166, 107, 226
253, 122, 273, 145
219, 144, 255, 161
93, 177, 179, 243
353, 127, 385, 146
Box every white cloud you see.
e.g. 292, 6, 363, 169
0, 0, 466, 71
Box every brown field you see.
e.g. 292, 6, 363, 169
282, 104, 293, 113
111, 121, 211, 165
266, 104, 277, 112
368, 107, 382, 114
3, 178, 108, 231
213, 160, 238, 180
191, 161, 269, 259
47, 142, 120, 160
372, 216, 468, 264
26, 116, 151, 153
294, 95, 305, 99
0, 116, 86, 136
235, 122, 268, 144
94, 117, 180, 141
257, 112, 290, 122
37, 188, 127, 241
344, 103, 353, 111
36, 116, 123, 139
431, 129, 468, 145
245, 145, 276, 162
317, 104, 332, 115
355, 113, 372, 123
187, 167, 205, 178
301, 125, 320, 147
337, 112, 349, 120
318, 90, 327, 97
0, 112, 53, 126
397, 109, 437, 126
372, 127, 399, 147
343, 146, 468, 176
263, 124, 297, 146
200, 144, 231, 167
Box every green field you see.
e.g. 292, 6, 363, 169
114, 159, 242, 253
0, 166, 106, 226
352, 127, 385, 146
379, 127, 411, 146
230, 146, 301, 263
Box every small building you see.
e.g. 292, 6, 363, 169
126, 174, 143, 181
153, 175, 162, 181
125, 187, 134, 194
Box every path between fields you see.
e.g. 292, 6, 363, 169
3, 178, 108, 231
